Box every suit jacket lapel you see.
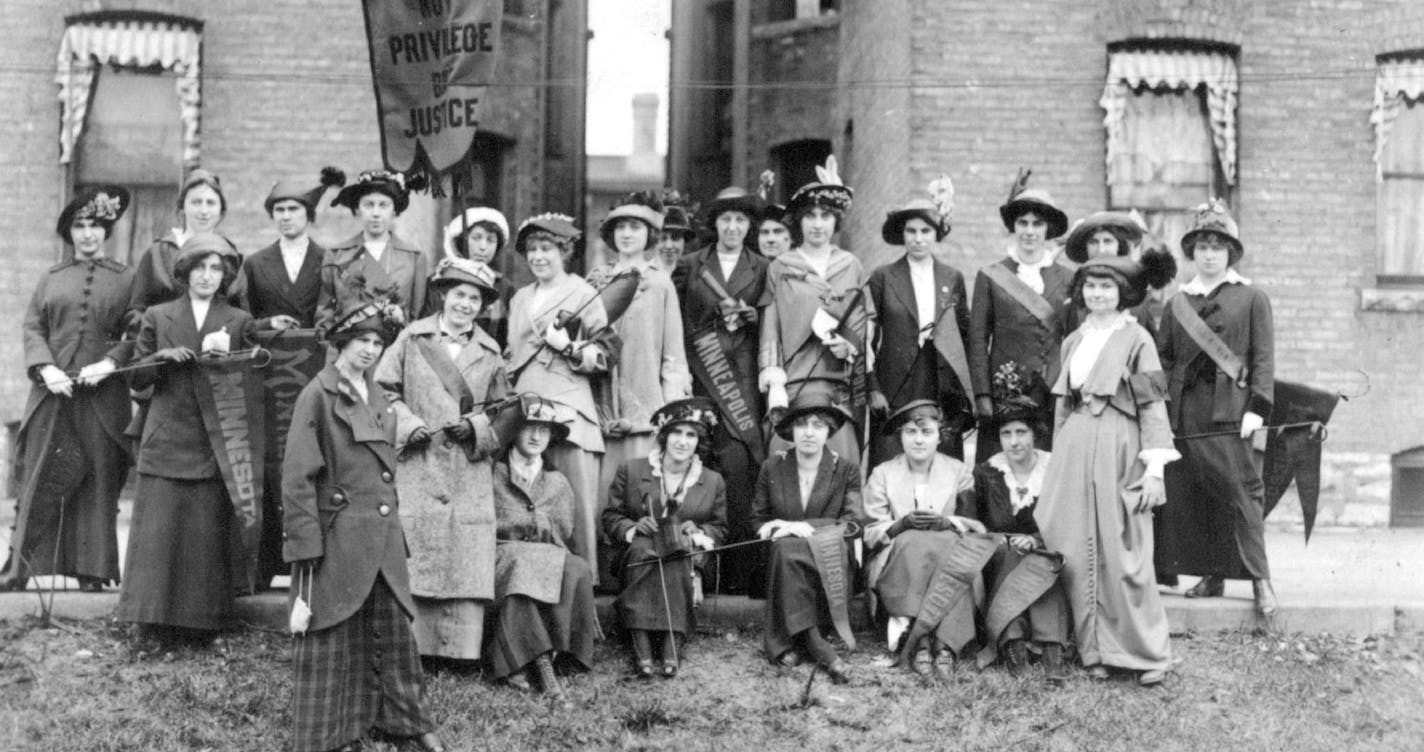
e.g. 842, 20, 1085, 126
725, 251, 757, 302
803, 452, 837, 519
885, 257, 918, 324
172, 299, 200, 346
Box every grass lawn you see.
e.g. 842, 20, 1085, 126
0, 616, 1420, 752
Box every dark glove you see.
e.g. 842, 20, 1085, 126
869, 391, 891, 421
406, 426, 432, 450
888, 516, 914, 538
444, 419, 474, 443
633, 516, 659, 537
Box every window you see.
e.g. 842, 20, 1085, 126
1373, 54, 1424, 284
1099, 43, 1238, 257
770, 139, 832, 204
57, 12, 202, 264
766, 0, 839, 24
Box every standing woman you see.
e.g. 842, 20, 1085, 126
867, 190, 972, 468
374, 257, 508, 662
505, 213, 615, 578
128, 170, 237, 317
1061, 211, 1155, 335
759, 157, 872, 463
1155, 202, 1277, 615
282, 292, 444, 752
651, 194, 696, 274
862, 401, 983, 674
671, 186, 770, 593
117, 232, 255, 641
751, 393, 863, 682
756, 204, 792, 261
602, 398, 727, 678
1, 187, 135, 592
590, 192, 692, 495
1034, 249, 1179, 686
488, 396, 597, 696
318, 169, 429, 332
441, 206, 510, 346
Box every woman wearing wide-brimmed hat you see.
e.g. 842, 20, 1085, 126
602, 397, 727, 678
504, 213, 616, 581
373, 257, 509, 662
1, 187, 136, 593
867, 183, 973, 469
968, 170, 1074, 461
128, 169, 239, 318
1155, 201, 1277, 616
117, 232, 257, 640
317, 169, 430, 333
1034, 247, 1179, 687
589, 192, 692, 506
441, 206, 511, 345
488, 394, 597, 696
282, 286, 444, 752
758, 157, 873, 464
670, 185, 771, 594
862, 400, 983, 677
967, 395, 1070, 684
1061, 211, 1160, 335
751, 392, 864, 683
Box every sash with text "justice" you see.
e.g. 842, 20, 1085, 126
1169, 294, 1248, 386
194, 358, 266, 594
980, 263, 1056, 328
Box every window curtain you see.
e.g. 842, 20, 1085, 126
1377, 100, 1424, 278
1106, 89, 1215, 210
56, 18, 201, 170
1100, 47, 1239, 189
1372, 56, 1424, 182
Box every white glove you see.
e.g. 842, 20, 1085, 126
825, 334, 857, 363
1240, 411, 1264, 440
756, 520, 784, 540
40, 365, 73, 397
76, 358, 116, 387
543, 323, 573, 353
690, 532, 715, 551
201, 328, 231, 355
774, 521, 816, 539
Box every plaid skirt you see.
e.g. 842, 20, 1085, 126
291, 575, 433, 752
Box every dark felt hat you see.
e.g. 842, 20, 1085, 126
1180, 200, 1243, 265
652, 397, 719, 436
881, 198, 949, 245
702, 186, 765, 228
774, 391, 850, 442
1063, 211, 1145, 264
1075, 248, 1178, 309
56, 185, 130, 242
266, 167, 345, 215
331, 169, 422, 215
883, 399, 944, 435
999, 188, 1068, 239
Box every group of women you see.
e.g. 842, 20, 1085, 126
8, 158, 1276, 751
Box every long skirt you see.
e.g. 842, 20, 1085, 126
616, 536, 697, 635
486, 555, 597, 679
872, 531, 979, 655
983, 545, 1069, 646
713, 427, 760, 595
762, 536, 851, 660
291, 576, 433, 752
1035, 407, 1171, 672
1156, 382, 1270, 580
412, 597, 484, 660
548, 442, 603, 585
3, 394, 127, 586
116, 475, 237, 631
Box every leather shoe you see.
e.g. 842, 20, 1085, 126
1041, 643, 1068, 685
1086, 665, 1110, 681
823, 658, 852, 685
634, 658, 655, 679
777, 651, 803, 668
1253, 579, 1278, 616
1003, 639, 1029, 674
1139, 669, 1167, 687
1184, 575, 1224, 598
416, 732, 446, 752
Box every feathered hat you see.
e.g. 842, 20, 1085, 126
1075, 248, 1178, 309
327, 274, 404, 345
999, 167, 1067, 239
265, 167, 346, 216
56, 185, 130, 242
786, 156, 853, 218
1180, 199, 1243, 265
881, 174, 955, 244
330, 168, 428, 215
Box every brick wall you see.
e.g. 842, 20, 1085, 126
0, 0, 580, 430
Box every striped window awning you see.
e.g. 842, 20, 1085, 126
56, 16, 202, 168
1099, 47, 1239, 187
1372, 55, 1424, 182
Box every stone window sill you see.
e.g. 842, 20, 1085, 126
1360, 286, 1424, 313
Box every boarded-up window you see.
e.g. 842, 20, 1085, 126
1373, 55, 1424, 283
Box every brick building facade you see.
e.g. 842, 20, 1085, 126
670, 0, 1424, 522
0, 0, 587, 486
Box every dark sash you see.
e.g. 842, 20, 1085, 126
687, 325, 765, 464
975, 545, 1063, 668
0, 400, 86, 583
413, 335, 476, 411
1169, 294, 1247, 386
193, 357, 266, 594
256, 330, 324, 473
932, 305, 973, 396
808, 524, 856, 651
896, 532, 999, 663
981, 263, 1056, 328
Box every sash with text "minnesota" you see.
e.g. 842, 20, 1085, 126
193, 356, 266, 594
809, 523, 857, 651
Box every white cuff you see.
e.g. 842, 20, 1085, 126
1139, 447, 1181, 479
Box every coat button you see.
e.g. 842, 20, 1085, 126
378, 503, 391, 517
332, 492, 344, 503
381, 471, 393, 482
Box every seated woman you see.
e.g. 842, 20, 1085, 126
1035, 249, 1179, 687
487, 395, 597, 697
862, 400, 983, 676
968, 398, 1070, 684
602, 398, 727, 679
751, 393, 863, 683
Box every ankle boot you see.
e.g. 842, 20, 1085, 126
630, 629, 654, 678
659, 631, 681, 678
1041, 643, 1068, 685
535, 653, 563, 697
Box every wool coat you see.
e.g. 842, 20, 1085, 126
967, 255, 1073, 398
127, 232, 242, 315
282, 365, 416, 632
237, 238, 325, 329
316, 232, 428, 332
374, 314, 507, 600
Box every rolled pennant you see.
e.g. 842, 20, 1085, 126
598, 266, 643, 324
